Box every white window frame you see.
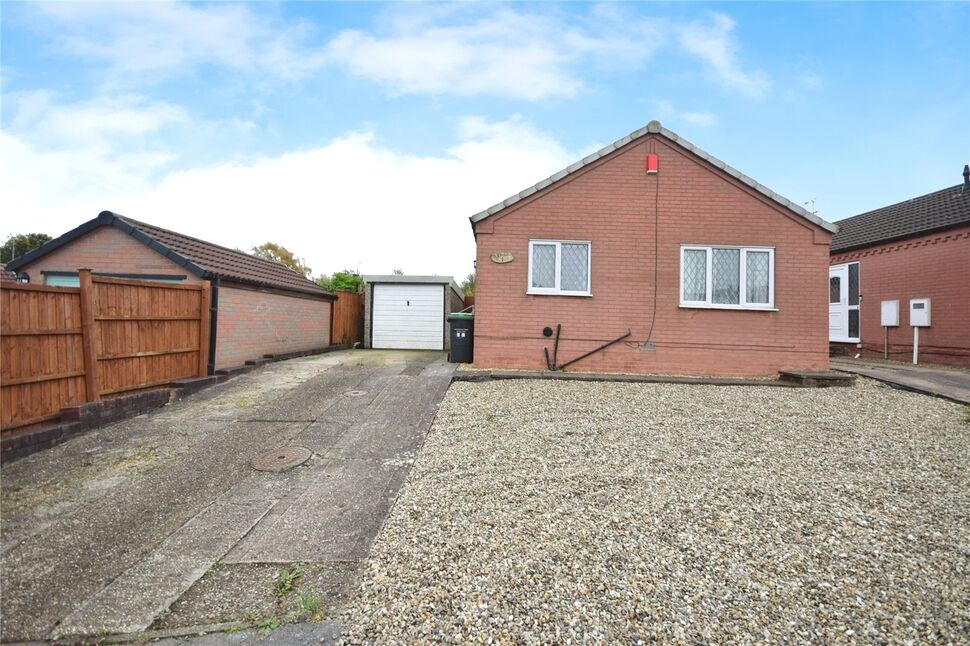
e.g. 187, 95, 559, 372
679, 245, 775, 310
527, 240, 592, 296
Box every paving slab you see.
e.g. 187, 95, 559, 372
224, 457, 412, 564
53, 497, 275, 638
240, 364, 379, 422
830, 358, 970, 404
154, 561, 361, 630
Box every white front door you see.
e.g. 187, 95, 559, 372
829, 265, 848, 341
372, 283, 444, 350
829, 262, 860, 342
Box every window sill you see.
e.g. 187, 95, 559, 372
679, 304, 778, 312
830, 337, 860, 343
527, 290, 593, 297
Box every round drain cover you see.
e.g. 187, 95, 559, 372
345, 390, 367, 397
251, 446, 312, 472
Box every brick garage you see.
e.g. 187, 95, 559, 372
470, 121, 837, 377
214, 285, 333, 368
829, 169, 970, 366
8, 212, 335, 371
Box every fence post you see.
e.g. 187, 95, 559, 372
198, 280, 212, 376
78, 268, 102, 401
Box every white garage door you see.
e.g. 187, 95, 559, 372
372, 284, 444, 350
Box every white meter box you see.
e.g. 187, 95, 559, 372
880, 300, 899, 327
909, 298, 931, 327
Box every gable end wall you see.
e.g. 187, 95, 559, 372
473, 135, 831, 377
17, 226, 199, 284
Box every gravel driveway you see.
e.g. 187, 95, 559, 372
342, 378, 969, 644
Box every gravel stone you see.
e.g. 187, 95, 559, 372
341, 378, 969, 644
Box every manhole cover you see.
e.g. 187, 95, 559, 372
345, 390, 367, 397
251, 446, 312, 472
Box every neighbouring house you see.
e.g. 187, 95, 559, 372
6, 211, 336, 371
829, 166, 970, 366
362, 275, 464, 351
0, 264, 19, 283
469, 120, 838, 377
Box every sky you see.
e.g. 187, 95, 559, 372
1, 1, 968, 281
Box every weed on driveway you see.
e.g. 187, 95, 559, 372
343, 378, 969, 643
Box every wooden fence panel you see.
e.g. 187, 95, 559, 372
331, 290, 363, 346
1, 284, 87, 429
92, 276, 206, 395
1, 274, 211, 431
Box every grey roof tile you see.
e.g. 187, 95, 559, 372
115, 215, 334, 297
831, 181, 970, 253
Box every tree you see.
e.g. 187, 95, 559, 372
1, 233, 52, 264
331, 271, 364, 292
461, 272, 475, 296
251, 242, 311, 277
316, 270, 363, 293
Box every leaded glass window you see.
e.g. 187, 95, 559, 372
849, 309, 860, 339
746, 251, 771, 304
528, 241, 591, 295
681, 246, 774, 309
682, 249, 708, 302
712, 248, 741, 304
848, 263, 860, 306
531, 244, 556, 289
560, 244, 589, 292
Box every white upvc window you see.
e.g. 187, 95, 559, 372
680, 245, 775, 310
528, 240, 591, 296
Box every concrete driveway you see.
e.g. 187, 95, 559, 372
830, 357, 970, 404
0, 349, 454, 643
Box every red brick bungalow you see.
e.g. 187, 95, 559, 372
469, 120, 839, 377
6, 211, 336, 371
829, 166, 970, 366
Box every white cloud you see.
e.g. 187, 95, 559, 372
22, 3, 769, 101
1, 94, 189, 210
325, 7, 663, 101
679, 13, 770, 99
30, 1, 326, 83
9, 92, 188, 149
651, 100, 718, 127
0, 117, 577, 280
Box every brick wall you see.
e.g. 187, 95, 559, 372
215, 284, 331, 369
830, 225, 970, 366
473, 135, 833, 377
18, 226, 198, 283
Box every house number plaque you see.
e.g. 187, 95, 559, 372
490, 252, 514, 264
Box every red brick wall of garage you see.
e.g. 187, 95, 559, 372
830, 225, 970, 366
472, 135, 833, 377
215, 284, 331, 369
17, 226, 200, 284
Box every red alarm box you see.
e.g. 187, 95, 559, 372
646, 153, 659, 174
